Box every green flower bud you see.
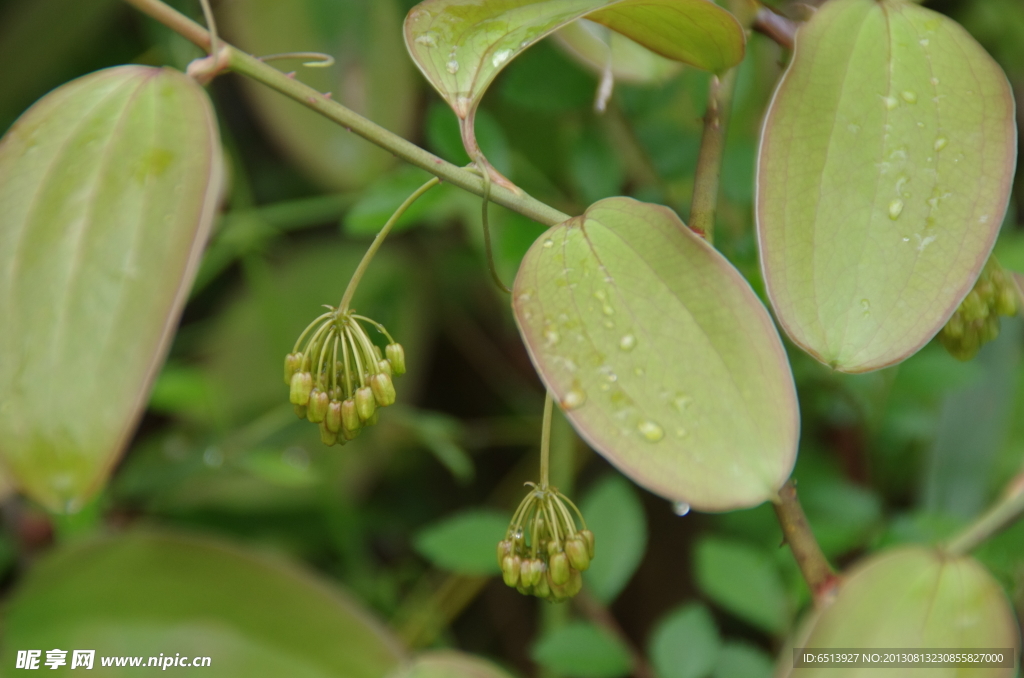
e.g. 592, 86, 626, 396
307, 389, 329, 423
996, 285, 1017, 317
378, 359, 393, 377
549, 551, 570, 586
579, 529, 595, 559
370, 373, 396, 407
326, 400, 343, 434
320, 422, 339, 446
496, 540, 513, 569
944, 312, 966, 339
534, 572, 551, 599
366, 411, 379, 426
289, 371, 313, 406
284, 352, 303, 385
564, 568, 583, 598
342, 398, 360, 433
962, 290, 988, 322
980, 314, 1000, 344
386, 343, 406, 375
502, 555, 521, 587
566, 536, 590, 572
293, 403, 308, 419
355, 387, 376, 421
548, 539, 563, 555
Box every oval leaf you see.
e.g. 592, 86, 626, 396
223, 0, 416, 190
757, 0, 1017, 373
0, 66, 223, 512
554, 19, 681, 85
580, 474, 647, 603
531, 622, 633, 678
387, 651, 515, 678
1, 531, 405, 677
404, 0, 744, 120
414, 509, 508, 575
777, 546, 1020, 678
512, 198, 798, 511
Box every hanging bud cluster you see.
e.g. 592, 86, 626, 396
284, 307, 406, 446
496, 484, 594, 602
939, 259, 1019, 361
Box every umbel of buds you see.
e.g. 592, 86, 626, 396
939, 259, 1019, 361
497, 483, 594, 602
284, 307, 406, 446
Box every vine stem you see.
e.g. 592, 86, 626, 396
539, 390, 553, 489
120, 0, 570, 228
339, 176, 439, 311
945, 473, 1024, 557
689, 67, 739, 244
772, 480, 837, 601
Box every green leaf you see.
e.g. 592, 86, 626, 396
648, 603, 721, 678
757, 0, 1017, 373
512, 198, 798, 511
0, 531, 405, 677
0, 66, 223, 513
554, 19, 682, 85
777, 547, 1020, 678
712, 643, 772, 678
222, 0, 416, 190
580, 474, 647, 603
387, 651, 515, 678
531, 622, 632, 678
414, 509, 509, 575
404, 0, 744, 122
693, 537, 790, 635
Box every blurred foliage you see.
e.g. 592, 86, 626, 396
0, 0, 1022, 676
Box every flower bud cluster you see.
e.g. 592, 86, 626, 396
285, 307, 406, 446
939, 260, 1019, 361
496, 483, 594, 602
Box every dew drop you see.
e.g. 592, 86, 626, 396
861, 298, 870, 312
895, 175, 908, 197
882, 95, 899, 110
979, 215, 990, 224
672, 501, 691, 516
930, 77, 940, 86
934, 137, 948, 151
847, 124, 860, 134
562, 389, 587, 410
901, 91, 917, 104
602, 304, 614, 316
492, 48, 513, 68
675, 427, 688, 438
593, 290, 606, 301
414, 32, 438, 47
638, 420, 664, 442
888, 199, 904, 220
603, 319, 615, 329
446, 59, 460, 74
544, 328, 560, 346
673, 394, 692, 411
517, 291, 532, 303
543, 238, 554, 248
619, 334, 636, 351
919, 38, 929, 47
634, 367, 645, 377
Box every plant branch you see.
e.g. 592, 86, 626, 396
688, 67, 739, 244
121, 0, 570, 228
945, 473, 1024, 557
772, 480, 836, 601
539, 391, 554, 488
753, 6, 797, 50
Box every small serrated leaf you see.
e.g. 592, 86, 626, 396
512, 198, 798, 511
0, 66, 223, 512
757, 0, 1017, 373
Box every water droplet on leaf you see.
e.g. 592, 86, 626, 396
619, 334, 636, 351
672, 501, 691, 516
638, 420, 664, 442
889, 199, 904, 220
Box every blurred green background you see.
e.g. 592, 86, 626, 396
0, 0, 1021, 676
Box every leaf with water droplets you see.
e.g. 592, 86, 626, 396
757, 0, 1017, 373
777, 547, 1019, 678
0, 66, 223, 512
403, 0, 744, 165
513, 198, 798, 511
553, 19, 682, 86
